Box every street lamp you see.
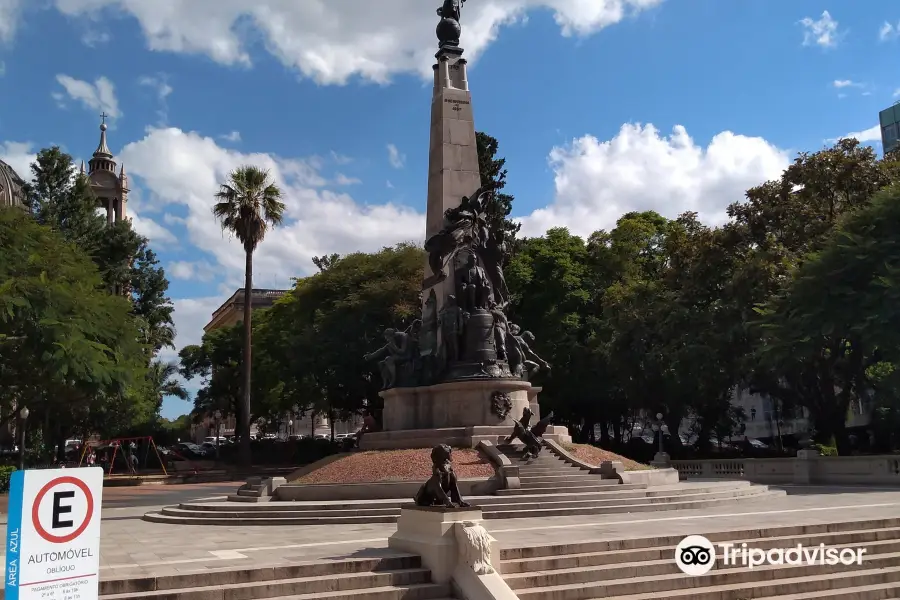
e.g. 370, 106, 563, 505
288, 419, 294, 437
650, 411, 670, 467
17, 406, 29, 471
214, 410, 222, 459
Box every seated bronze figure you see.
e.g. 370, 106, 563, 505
414, 444, 471, 508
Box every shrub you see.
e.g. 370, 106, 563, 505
0, 466, 16, 493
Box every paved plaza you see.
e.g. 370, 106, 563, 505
3, 483, 897, 586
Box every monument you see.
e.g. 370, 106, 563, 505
362, 0, 569, 449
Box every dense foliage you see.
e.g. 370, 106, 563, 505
177, 135, 900, 458
0, 146, 176, 460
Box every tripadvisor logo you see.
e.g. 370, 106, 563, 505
674, 535, 866, 576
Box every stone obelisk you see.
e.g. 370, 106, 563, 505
423, 0, 481, 317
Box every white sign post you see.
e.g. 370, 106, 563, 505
4, 467, 103, 600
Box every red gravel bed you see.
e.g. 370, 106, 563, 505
296, 448, 495, 484
562, 443, 652, 471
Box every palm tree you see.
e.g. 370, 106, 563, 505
148, 360, 189, 412
213, 166, 285, 466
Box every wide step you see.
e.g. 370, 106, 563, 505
504, 519, 900, 600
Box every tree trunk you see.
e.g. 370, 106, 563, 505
239, 250, 254, 467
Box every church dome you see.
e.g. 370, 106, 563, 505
0, 160, 26, 208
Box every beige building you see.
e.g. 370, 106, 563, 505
204, 288, 288, 333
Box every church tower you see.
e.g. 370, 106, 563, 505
87, 113, 128, 224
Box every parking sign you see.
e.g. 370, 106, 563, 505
5, 467, 103, 600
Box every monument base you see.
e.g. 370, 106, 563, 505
359, 425, 571, 450
380, 378, 532, 431
362, 378, 569, 449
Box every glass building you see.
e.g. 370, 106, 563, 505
880, 103, 900, 154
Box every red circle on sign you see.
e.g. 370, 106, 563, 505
31, 476, 94, 544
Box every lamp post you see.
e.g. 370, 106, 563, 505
214, 410, 222, 459
288, 419, 293, 438
17, 406, 29, 471
650, 411, 670, 467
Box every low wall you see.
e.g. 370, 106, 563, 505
671, 454, 900, 486
274, 476, 500, 501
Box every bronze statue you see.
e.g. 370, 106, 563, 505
506, 324, 549, 379
504, 407, 555, 460
437, 0, 464, 21
436, 0, 467, 47
438, 294, 467, 363
460, 254, 491, 312
423, 186, 493, 288
517, 328, 550, 378
364, 328, 410, 389
490, 303, 509, 361
414, 444, 471, 508
481, 229, 509, 309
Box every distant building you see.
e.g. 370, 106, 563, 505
0, 160, 26, 208
197, 287, 362, 442
204, 288, 289, 333
880, 102, 900, 154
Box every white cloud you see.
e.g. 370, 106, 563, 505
139, 74, 173, 100
334, 173, 361, 185
129, 211, 177, 244
517, 123, 790, 238
387, 143, 406, 169
118, 126, 423, 290
168, 260, 217, 282
55, 74, 121, 118
220, 130, 241, 142
800, 11, 840, 48
51, 0, 664, 84
330, 151, 352, 165
833, 79, 858, 88
0, 141, 35, 183
115, 127, 424, 364
830, 125, 882, 144
386, 180, 394, 189
81, 29, 110, 47
879, 21, 899, 41
894, 88, 900, 98
0, 0, 22, 44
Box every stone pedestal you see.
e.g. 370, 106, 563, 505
389, 505, 501, 582
651, 452, 671, 468
380, 379, 532, 431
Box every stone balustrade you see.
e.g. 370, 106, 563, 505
671, 453, 900, 486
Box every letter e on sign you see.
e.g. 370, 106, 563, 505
32, 476, 94, 543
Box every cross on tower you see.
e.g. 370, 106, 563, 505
100, 112, 108, 125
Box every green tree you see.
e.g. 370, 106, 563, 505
730, 140, 899, 452
25, 147, 175, 355
260, 244, 424, 431
0, 207, 149, 449
147, 360, 189, 414
477, 132, 520, 249
212, 165, 286, 465
752, 184, 900, 450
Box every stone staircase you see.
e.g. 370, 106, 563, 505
497, 443, 624, 495
144, 443, 781, 525
500, 517, 900, 600
98, 553, 452, 600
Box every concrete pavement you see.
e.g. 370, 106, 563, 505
14, 484, 897, 585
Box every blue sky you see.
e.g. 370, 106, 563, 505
0, 0, 896, 418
